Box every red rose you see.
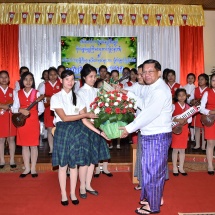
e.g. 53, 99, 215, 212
105, 107, 112, 114
99, 102, 105, 107
115, 108, 121, 114
116, 100, 121, 103
95, 97, 99, 101
122, 108, 127, 114
109, 96, 115, 100
122, 95, 128, 101
116, 93, 120, 97
110, 103, 114, 106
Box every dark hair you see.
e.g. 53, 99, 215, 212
198, 73, 209, 87
162, 68, 170, 81
187, 73, 196, 82
57, 65, 66, 73
123, 67, 130, 72
137, 64, 143, 69
99, 65, 107, 72
167, 69, 176, 77
19, 66, 29, 75
20, 72, 35, 89
61, 70, 77, 106
173, 88, 187, 103
111, 70, 119, 76
209, 73, 215, 88
129, 68, 138, 81
48, 67, 58, 76
41, 70, 48, 80
0, 70, 9, 77
81, 64, 97, 84
142, 59, 161, 71
106, 71, 111, 76
94, 78, 103, 88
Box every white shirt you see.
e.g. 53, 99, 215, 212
200, 89, 215, 115
121, 78, 129, 86
124, 82, 145, 116
37, 81, 45, 92
183, 83, 196, 104
172, 102, 192, 123
12, 88, 44, 115
74, 80, 81, 94
125, 78, 172, 135
50, 89, 85, 124
14, 80, 20, 91
76, 83, 99, 112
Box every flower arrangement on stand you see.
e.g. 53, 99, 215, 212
90, 90, 136, 139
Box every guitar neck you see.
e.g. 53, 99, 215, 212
26, 100, 38, 111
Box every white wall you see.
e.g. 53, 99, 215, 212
204, 11, 215, 75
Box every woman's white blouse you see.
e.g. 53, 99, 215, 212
50, 89, 85, 124
76, 83, 99, 112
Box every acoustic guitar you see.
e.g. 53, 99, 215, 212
12, 95, 44, 127
201, 114, 215, 127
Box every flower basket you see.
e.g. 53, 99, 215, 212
90, 90, 136, 139
100, 120, 128, 139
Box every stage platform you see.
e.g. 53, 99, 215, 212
1, 137, 213, 176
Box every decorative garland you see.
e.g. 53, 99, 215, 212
0, 3, 204, 26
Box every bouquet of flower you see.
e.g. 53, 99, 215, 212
90, 90, 136, 139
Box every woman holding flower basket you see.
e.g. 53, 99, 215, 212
76, 64, 111, 192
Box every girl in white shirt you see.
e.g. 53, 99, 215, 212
50, 70, 107, 206
183, 73, 196, 141
77, 65, 111, 189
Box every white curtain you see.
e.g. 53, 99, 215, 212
19, 24, 180, 87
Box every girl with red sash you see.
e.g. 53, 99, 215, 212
172, 89, 191, 176
166, 69, 181, 98
13, 72, 44, 178
191, 74, 209, 150
0, 71, 17, 169
38, 67, 61, 155
200, 73, 215, 175
124, 68, 137, 88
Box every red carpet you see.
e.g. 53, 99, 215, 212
0, 172, 215, 215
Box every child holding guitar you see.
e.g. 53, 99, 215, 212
190, 74, 209, 150
0, 71, 17, 169
172, 88, 192, 176
38, 67, 61, 155
12, 72, 44, 178
200, 73, 215, 175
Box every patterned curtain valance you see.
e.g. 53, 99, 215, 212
0, 3, 204, 26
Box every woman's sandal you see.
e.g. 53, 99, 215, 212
135, 206, 160, 214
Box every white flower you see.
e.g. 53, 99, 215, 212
117, 97, 121, 101
104, 94, 108, 97
106, 98, 110, 102
114, 102, 119, 106
105, 103, 109, 107
94, 107, 101, 114
111, 93, 114, 97
129, 104, 133, 108
125, 105, 128, 108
